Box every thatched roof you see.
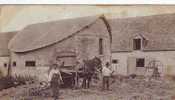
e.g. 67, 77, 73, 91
9, 13, 175, 53
109, 13, 175, 52
8, 15, 105, 53
0, 31, 17, 56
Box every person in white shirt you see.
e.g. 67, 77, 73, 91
48, 64, 63, 83
48, 59, 63, 100
48, 58, 63, 83
102, 62, 113, 90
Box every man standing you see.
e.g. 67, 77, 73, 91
48, 58, 63, 83
48, 58, 63, 100
102, 62, 112, 90
74, 61, 82, 88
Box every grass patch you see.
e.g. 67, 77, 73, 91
0, 76, 15, 90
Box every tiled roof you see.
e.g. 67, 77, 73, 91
8, 15, 101, 52
108, 13, 175, 52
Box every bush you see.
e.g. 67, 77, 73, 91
13, 75, 36, 85
0, 75, 36, 90
129, 74, 137, 79
0, 76, 15, 90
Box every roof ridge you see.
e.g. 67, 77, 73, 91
108, 13, 175, 20
25, 14, 102, 28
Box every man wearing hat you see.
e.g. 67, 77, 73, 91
102, 62, 113, 90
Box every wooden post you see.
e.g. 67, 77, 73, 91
7, 52, 12, 77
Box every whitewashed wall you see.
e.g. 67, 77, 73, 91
10, 19, 111, 81
0, 57, 9, 77
112, 50, 175, 76
10, 37, 74, 81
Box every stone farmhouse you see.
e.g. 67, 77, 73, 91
0, 13, 175, 79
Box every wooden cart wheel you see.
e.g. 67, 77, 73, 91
146, 60, 163, 79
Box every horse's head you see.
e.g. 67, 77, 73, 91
93, 57, 102, 68
81, 57, 102, 80
82, 57, 102, 72
93, 56, 102, 70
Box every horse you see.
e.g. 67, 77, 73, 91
80, 57, 102, 89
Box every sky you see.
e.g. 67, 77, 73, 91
1, 5, 175, 32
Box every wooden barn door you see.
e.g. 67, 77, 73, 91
55, 51, 76, 69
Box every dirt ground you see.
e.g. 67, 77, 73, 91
0, 77, 175, 100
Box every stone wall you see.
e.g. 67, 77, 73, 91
0, 57, 9, 77
10, 36, 75, 80
10, 19, 111, 81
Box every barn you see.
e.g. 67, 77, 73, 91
0, 31, 16, 77
8, 13, 175, 78
109, 13, 175, 76
8, 15, 112, 80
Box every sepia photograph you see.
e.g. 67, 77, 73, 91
0, 5, 175, 100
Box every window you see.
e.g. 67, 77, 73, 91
12, 61, 16, 67
99, 38, 103, 55
136, 58, 145, 67
133, 38, 141, 50
4, 63, 7, 67
25, 61, 36, 67
112, 59, 118, 64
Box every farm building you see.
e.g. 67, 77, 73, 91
7, 13, 175, 79
0, 31, 16, 77
109, 13, 175, 76
8, 15, 112, 80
